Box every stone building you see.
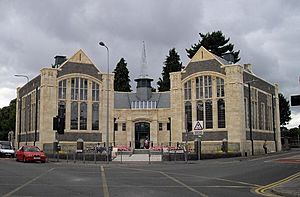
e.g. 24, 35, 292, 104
15, 47, 281, 155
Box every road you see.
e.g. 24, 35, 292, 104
0, 150, 299, 197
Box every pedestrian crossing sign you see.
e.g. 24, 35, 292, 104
193, 121, 204, 136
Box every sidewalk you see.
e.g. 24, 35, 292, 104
272, 177, 300, 197
271, 152, 300, 197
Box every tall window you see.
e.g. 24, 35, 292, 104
260, 103, 265, 130
244, 98, 249, 128
185, 101, 192, 131
58, 80, 67, 99
80, 78, 88, 100
196, 76, 212, 99
71, 102, 78, 129
217, 99, 225, 128
92, 103, 99, 130
204, 76, 212, 99
205, 100, 213, 129
71, 78, 79, 100
80, 102, 87, 130
184, 80, 191, 100
196, 101, 204, 122
92, 82, 99, 101
216, 77, 224, 97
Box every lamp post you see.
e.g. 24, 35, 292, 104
14, 74, 29, 83
99, 41, 110, 163
15, 74, 29, 146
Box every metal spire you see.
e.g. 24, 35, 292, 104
140, 41, 148, 78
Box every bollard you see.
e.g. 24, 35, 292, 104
174, 149, 176, 163
148, 149, 151, 164
94, 152, 96, 164
74, 152, 76, 163
120, 150, 123, 164
161, 145, 163, 163
83, 152, 85, 164
67, 152, 69, 163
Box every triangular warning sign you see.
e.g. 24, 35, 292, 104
194, 121, 203, 131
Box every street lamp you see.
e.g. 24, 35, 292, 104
14, 74, 29, 83
14, 74, 29, 146
99, 41, 110, 163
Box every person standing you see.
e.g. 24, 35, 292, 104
263, 140, 267, 154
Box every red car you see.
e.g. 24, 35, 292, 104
16, 145, 46, 163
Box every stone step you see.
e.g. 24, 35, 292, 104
112, 153, 161, 162
133, 149, 151, 154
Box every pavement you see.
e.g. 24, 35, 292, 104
272, 176, 300, 197
269, 151, 300, 197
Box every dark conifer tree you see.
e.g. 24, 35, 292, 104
186, 30, 240, 63
157, 48, 183, 92
279, 93, 291, 126
113, 58, 131, 92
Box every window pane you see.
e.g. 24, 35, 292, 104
80, 102, 87, 130
159, 123, 163, 131
71, 102, 78, 129
185, 101, 192, 131
197, 101, 204, 121
122, 123, 126, 131
71, 78, 79, 100
92, 103, 99, 130
218, 99, 226, 128
205, 100, 213, 129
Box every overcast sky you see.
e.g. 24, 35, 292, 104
0, 0, 300, 128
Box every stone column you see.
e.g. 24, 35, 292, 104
223, 64, 246, 154
170, 72, 183, 143
39, 68, 58, 146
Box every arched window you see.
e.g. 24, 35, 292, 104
80, 102, 87, 130
185, 101, 192, 132
217, 99, 226, 128
92, 103, 99, 130
71, 102, 78, 129
205, 100, 213, 129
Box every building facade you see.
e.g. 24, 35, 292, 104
15, 47, 281, 155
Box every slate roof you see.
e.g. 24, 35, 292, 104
58, 62, 102, 80
182, 59, 225, 80
114, 91, 170, 109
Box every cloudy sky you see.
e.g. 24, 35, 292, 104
0, 0, 300, 128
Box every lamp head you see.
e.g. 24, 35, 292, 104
99, 42, 105, 46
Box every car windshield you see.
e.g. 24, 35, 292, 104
24, 147, 40, 152
1, 145, 12, 149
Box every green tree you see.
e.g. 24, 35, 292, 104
186, 30, 240, 63
0, 99, 16, 140
113, 58, 131, 92
157, 48, 183, 92
279, 93, 291, 126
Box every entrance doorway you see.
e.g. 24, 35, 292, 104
135, 122, 150, 149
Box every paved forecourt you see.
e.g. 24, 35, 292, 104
1, 150, 300, 197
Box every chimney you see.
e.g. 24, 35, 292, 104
54, 55, 67, 67
222, 52, 234, 63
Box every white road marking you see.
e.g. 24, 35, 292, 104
160, 171, 209, 197
3, 168, 55, 197
101, 165, 110, 197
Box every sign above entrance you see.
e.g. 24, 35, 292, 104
193, 121, 204, 136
